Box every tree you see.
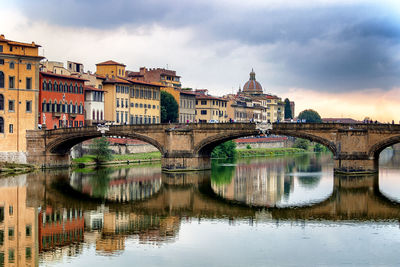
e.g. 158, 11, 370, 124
298, 109, 322, 123
294, 138, 310, 150
211, 140, 237, 158
284, 98, 293, 119
90, 137, 112, 164
161, 91, 178, 123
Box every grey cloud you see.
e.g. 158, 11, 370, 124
15, 0, 400, 92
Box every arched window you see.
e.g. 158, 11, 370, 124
27, 63, 32, 70
74, 84, 78, 94
92, 110, 95, 120
0, 71, 4, 88
42, 100, 46, 112
0, 117, 3, 133
48, 100, 52, 112
9, 61, 15, 69
74, 102, 78, 114
48, 81, 52, 91
54, 82, 58, 92
0, 94, 3, 110
42, 80, 47, 91
54, 100, 58, 112
69, 84, 73, 93
79, 103, 83, 114
79, 85, 83, 94
62, 102, 66, 113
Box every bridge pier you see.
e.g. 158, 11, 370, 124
162, 154, 211, 172
334, 156, 378, 174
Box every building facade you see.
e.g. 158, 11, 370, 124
194, 89, 227, 123
0, 35, 43, 160
96, 61, 161, 125
39, 72, 86, 128
127, 67, 181, 89
179, 90, 196, 123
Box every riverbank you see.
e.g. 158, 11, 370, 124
0, 162, 37, 176
236, 147, 306, 157
72, 147, 308, 166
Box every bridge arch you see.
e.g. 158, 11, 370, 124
195, 129, 337, 157
195, 130, 259, 156
46, 130, 165, 155
368, 135, 400, 159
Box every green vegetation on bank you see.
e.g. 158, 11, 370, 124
0, 162, 37, 175
236, 147, 305, 157
72, 151, 161, 164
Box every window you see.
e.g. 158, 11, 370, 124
201, 110, 207, 115
54, 82, 58, 92
26, 101, 32, 112
27, 63, 32, 70
8, 249, 14, 263
0, 117, 3, 133
0, 59, 3, 65
9, 124, 13, 133
26, 247, 31, 260
8, 76, 14, 89
26, 77, 32, 89
0, 45, 2, 52
26, 225, 31, 237
9, 61, 14, 69
0, 94, 3, 110
8, 227, 14, 239
0, 71, 4, 88
116, 111, 119, 123
201, 100, 207, 105
9, 46, 13, 52
116, 98, 120, 107
8, 100, 14, 112
125, 99, 128, 107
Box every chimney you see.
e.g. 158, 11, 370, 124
0, 34, 5, 39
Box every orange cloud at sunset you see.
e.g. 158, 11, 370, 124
287, 87, 400, 122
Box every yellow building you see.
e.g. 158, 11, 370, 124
96, 61, 160, 124
0, 35, 43, 161
194, 89, 227, 123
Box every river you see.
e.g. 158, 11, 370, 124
1, 150, 400, 266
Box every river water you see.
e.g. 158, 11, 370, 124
1, 150, 400, 266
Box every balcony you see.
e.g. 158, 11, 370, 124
52, 112, 62, 118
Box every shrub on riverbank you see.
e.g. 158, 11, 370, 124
72, 152, 161, 164
236, 147, 305, 157
211, 140, 236, 158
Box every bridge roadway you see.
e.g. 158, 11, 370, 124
26, 122, 400, 173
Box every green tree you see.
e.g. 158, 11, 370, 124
294, 138, 310, 150
211, 140, 237, 158
161, 91, 178, 123
90, 137, 112, 164
284, 98, 293, 119
298, 109, 322, 123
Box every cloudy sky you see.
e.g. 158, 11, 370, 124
1, 0, 400, 121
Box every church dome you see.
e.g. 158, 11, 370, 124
243, 69, 262, 94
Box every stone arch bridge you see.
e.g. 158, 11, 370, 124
26, 123, 400, 173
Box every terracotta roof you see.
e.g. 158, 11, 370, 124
195, 94, 227, 101
40, 71, 88, 82
0, 35, 41, 48
102, 76, 131, 85
179, 90, 197, 96
84, 85, 104, 92
96, 60, 126, 66
125, 78, 161, 87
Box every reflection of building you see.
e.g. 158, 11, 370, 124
0, 176, 37, 266
213, 159, 287, 206
38, 207, 84, 251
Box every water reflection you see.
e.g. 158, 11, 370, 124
212, 154, 334, 207
70, 165, 162, 202
0, 153, 399, 266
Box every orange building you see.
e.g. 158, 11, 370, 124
39, 72, 86, 128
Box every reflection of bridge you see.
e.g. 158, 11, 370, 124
26, 123, 400, 173
30, 171, 400, 221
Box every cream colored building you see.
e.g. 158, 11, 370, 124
194, 89, 227, 123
